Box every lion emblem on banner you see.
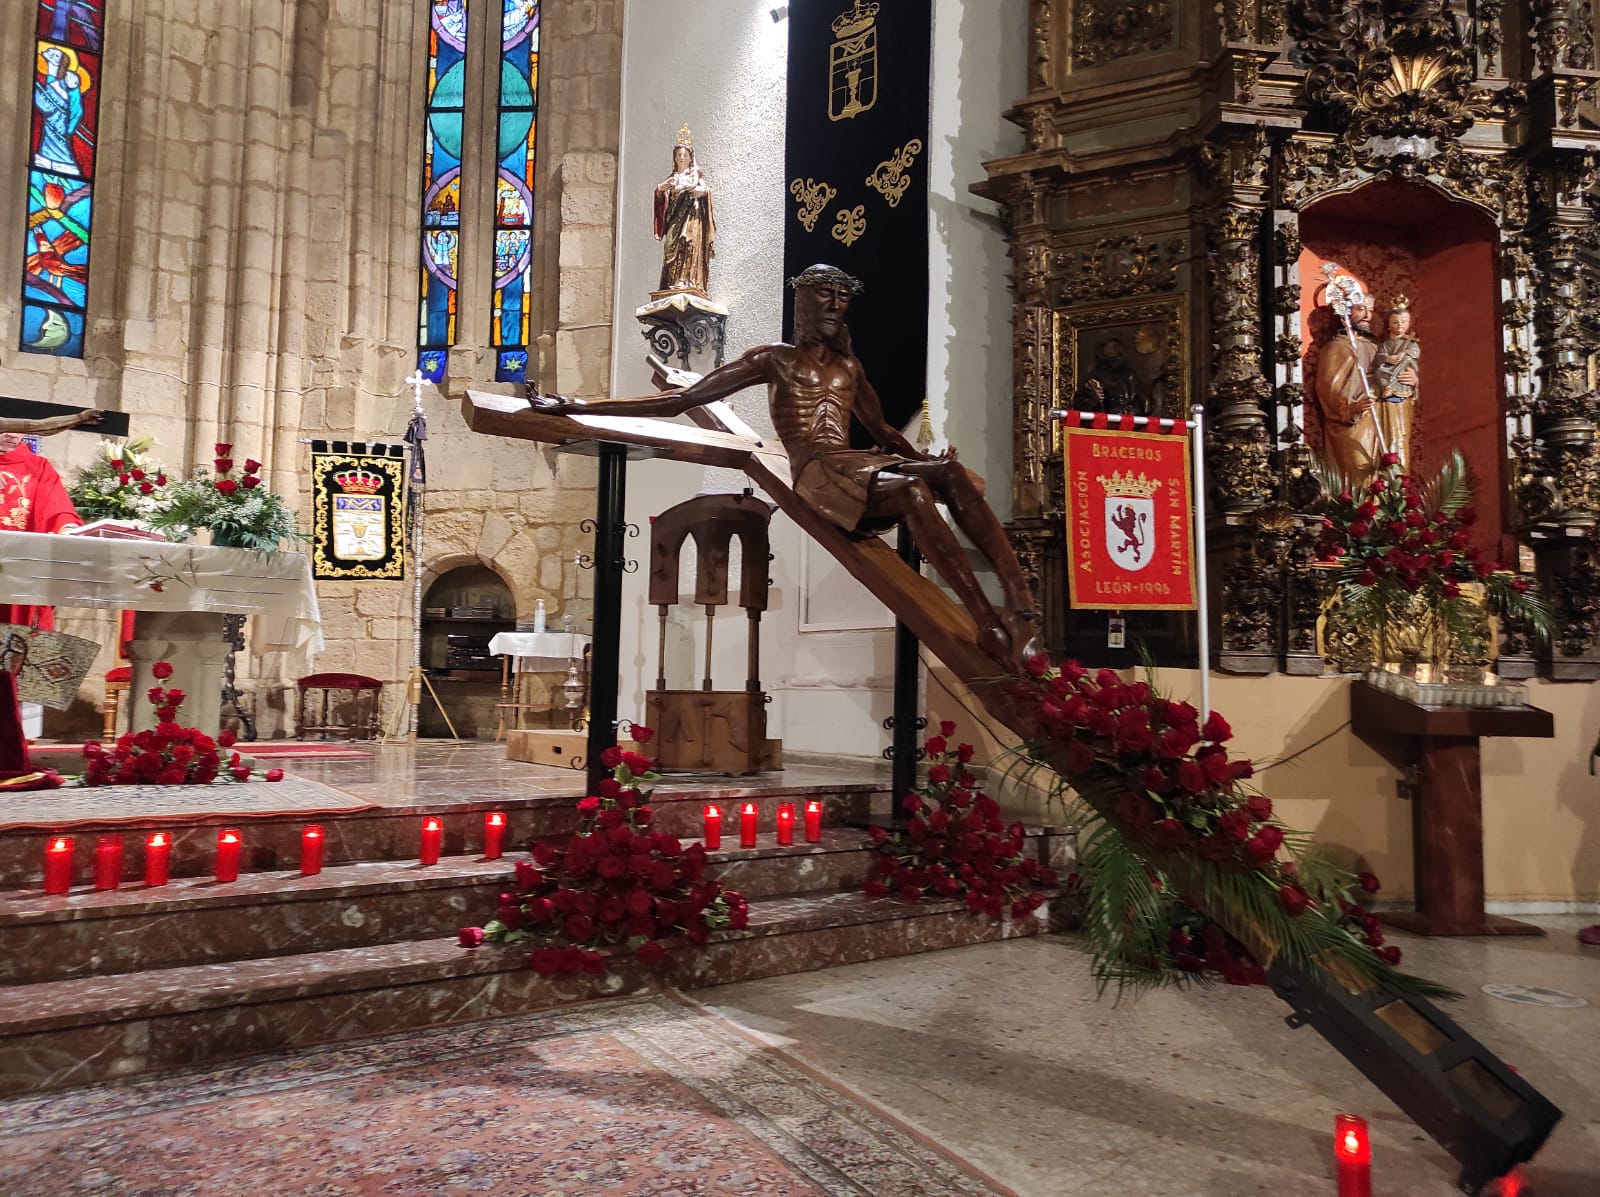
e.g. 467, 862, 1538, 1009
1099, 469, 1161, 573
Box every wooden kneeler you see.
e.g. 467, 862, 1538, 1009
645, 492, 779, 774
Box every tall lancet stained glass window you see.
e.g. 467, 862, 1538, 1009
493, 0, 538, 384
21, 0, 105, 359
419, 0, 469, 384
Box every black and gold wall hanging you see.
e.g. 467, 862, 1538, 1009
784, 0, 932, 435
308, 442, 407, 581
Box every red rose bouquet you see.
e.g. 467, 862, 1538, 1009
1317, 451, 1549, 669
150, 443, 303, 551
82, 661, 285, 786
466, 727, 749, 976
1013, 659, 1446, 996
865, 720, 1057, 921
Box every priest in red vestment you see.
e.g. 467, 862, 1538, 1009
0, 432, 83, 630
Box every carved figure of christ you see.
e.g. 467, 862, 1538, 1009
532, 266, 1037, 665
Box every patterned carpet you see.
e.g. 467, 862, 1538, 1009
0, 775, 376, 829
0, 993, 1008, 1197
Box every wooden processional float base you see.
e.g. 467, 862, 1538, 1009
462, 389, 1562, 1194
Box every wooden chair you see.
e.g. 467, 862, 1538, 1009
296, 672, 383, 740
101, 666, 131, 744
100, 611, 140, 744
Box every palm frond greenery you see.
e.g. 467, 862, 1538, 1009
997, 661, 1458, 1004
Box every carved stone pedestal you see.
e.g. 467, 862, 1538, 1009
635, 291, 728, 375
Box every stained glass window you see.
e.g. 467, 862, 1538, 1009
418, 0, 470, 384
20, 0, 105, 359
492, 0, 539, 384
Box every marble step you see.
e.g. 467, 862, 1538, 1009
0, 786, 884, 886
0, 888, 1059, 1096
0, 831, 882, 984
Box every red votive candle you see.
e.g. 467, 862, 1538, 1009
44, 835, 73, 894
215, 829, 242, 883
301, 825, 324, 876
703, 804, 722, 849
804, 800, 823, 843
93, 835, 124, 891
420, 817, 443, 866
483, 811, 506, 860
739, 802, 758, 849
1334, 1113, 1372, 1197
776, 802, 795, 846
144, 832, 170, 888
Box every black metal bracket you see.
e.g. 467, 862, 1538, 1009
888, 525, 923, 810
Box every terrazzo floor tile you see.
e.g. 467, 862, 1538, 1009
706, 920, 1600, 1196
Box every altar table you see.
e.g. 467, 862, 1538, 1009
0, 531, 322, 733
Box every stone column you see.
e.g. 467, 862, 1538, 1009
128, 612, 235, 736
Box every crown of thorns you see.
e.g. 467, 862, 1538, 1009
788, 264, 864, 294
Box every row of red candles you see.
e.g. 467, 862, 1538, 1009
40, 802, 823, 893
40, 813, 511, 894
705, 801, 823, 849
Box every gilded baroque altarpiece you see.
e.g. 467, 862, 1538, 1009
983, 0, 1600, 679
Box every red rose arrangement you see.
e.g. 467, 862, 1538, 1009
1316, 451, 1549, 661
465, 726, 749, 976
864, 720, 1057, 921
82, 661, 284, 786
1014, 658, 1435, 995
149, 443, 303, 551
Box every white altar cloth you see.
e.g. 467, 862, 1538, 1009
0, 531, 324, 669
487, 631, 590, 668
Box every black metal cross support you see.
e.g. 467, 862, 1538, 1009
881, 523, 925, 817
584, 441, 629, 793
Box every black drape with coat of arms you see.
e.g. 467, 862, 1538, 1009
783, 0, 932, 437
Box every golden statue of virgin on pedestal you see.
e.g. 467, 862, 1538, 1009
653, 124, 716, 299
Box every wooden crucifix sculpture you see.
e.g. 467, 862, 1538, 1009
522, 263, 1038, 670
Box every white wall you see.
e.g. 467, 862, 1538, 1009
612, 0, 1024, 758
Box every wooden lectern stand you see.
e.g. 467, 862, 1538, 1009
1350, 679, 1554, 937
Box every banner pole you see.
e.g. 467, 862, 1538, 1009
1190, 403, 1210, 724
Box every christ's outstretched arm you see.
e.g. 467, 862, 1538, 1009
531, 349, 771, 419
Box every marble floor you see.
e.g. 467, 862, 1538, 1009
707, 920, 1600, 1196
284, 740, 888, 806
41, 738, 891, 810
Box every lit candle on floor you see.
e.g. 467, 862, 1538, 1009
1334, 1113, 1372, 1197
484, 811, 506, 860
703, 804, 722, 849
144, 832, 170, 888
215, 829, 242, 883
804, 800, 823, 843
44, 836, 73, 895
93, 835, 123, 891
739, 802, 758, 849
301, 825, 324, 876
420, 817, 443, 866
776, 802, 795, 846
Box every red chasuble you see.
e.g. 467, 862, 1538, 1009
0, 442, 81, 632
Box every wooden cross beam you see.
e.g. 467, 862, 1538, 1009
461, 389, 1018, 722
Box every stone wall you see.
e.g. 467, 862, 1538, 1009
0, 0, 621, 737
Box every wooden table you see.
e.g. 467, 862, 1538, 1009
1350, 679, 1555, 936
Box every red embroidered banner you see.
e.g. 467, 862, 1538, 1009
1061, 424, 1197, 610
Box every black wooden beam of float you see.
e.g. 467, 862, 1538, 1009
1268, 960, 1561, 1194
